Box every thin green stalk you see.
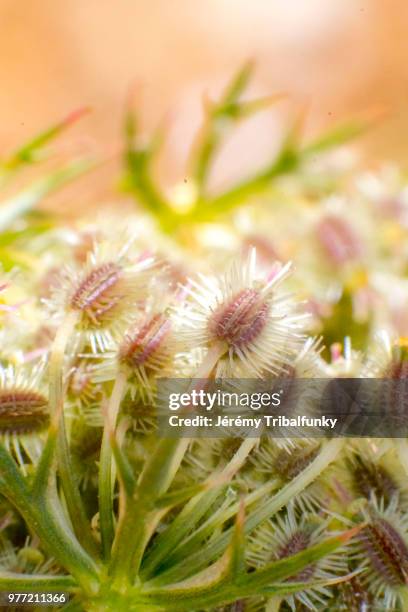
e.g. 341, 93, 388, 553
0, 444, 99, 590
141, 437, 260, 578
148, 438, 344, 585
49, 310, 98, 558
0, 159, 94, 232
109, 342, 226, 586
99, 369, 128, 560
0, 572, 77, 591
154, 480, 278, 575
0, 107, 89, 183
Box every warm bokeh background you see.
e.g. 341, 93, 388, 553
1, 0, 407, 201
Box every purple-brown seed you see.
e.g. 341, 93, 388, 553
349, 455, 398, 505
208, 289, 269, 348
277, 530, 315, 582
274, 445, 320, 482
0, 389, 49, 434
70, 262, 123, 324
360, 518, 408, 586
119, 314, 171, 369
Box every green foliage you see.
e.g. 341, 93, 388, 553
123, 63, 367, 235
0, 73, 404, 612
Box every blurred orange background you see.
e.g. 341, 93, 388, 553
1, 0, 407, 202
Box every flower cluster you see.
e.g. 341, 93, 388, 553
1, 73, 408, 611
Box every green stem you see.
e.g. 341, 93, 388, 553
141, 438, 260, 579
49, 310, 98, 558
155, 480, 278, 575
0, 444, 99, 591
109, 342, 226, 587
0, 159, 94, 231
148, 438, 344, 585
99, 370, 127, 560
0, 572, 77, 591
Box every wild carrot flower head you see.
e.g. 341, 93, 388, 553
179, 249, 306, 377
46, 239, 155, 353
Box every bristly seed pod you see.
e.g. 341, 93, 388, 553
0, 389, 49, 434
70, 262, 123, 325
180, 249, 306, 377
360, 518, 408, 587
208, 288, 269, 349
119, 313, 172, 370
0, 363, 49, 470
348, 454, 398, 505
274, 444, 321, 481
46, 239, 154, 353
357, 497, 408, 610
94, 297, 179, 402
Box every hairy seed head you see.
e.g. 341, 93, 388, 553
119, 314, 172, 369
361, 518, 408, 586
274, 445, 320, 481
70, 262, 123, 324
277, 530, 315, 582
208, 289, 268, 348
350, 456, 398, 504
0, 389, 49, 434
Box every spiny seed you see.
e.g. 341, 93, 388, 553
0, 390, 49, 434
350, 455, 398, 504
119, 314, 171, 368
277, 530, 315, 582
361, 518, 408, 586
335, 576, 372, 611
70, 262, 122, 323
274, 445, 320, 481
209, 289, 268, 348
